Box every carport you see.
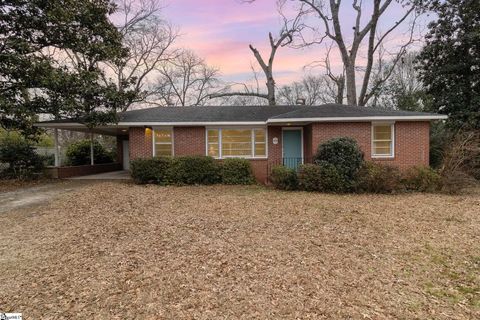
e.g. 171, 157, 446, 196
34, 121, 130, 178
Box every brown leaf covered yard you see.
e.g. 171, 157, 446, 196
0, 182, 479, 319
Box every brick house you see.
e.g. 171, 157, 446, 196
38, 104, 447, 183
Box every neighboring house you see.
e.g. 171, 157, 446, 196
37, 104, 447, 183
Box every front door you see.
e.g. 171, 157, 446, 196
282, 129, 303, 169
122, 140, 130, 170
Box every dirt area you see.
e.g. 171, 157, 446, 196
0, 180, 89, 213
0, 182, 479, 319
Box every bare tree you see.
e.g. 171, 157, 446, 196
277, 0, 423, 106
154, 50, 221, 106
209, 10, 306, 105
277, 74, 338, 105
305, 44, 345, 103
105, 0, 179, 111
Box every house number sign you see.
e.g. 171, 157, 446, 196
273, 137, 279, 145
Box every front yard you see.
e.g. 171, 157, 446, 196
0, 182, 479, 319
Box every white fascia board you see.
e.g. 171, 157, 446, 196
117, 121, 267, 126
267, 115, 448, 123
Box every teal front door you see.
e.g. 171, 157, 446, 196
282, 129, 303, 169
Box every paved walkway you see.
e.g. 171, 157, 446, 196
69, 170, 131, 180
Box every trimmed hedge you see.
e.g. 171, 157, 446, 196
298, 162, 345, 193
221, 158, 255, 185
130, 157, 172, 185
270, 165, 298, 190
168, 156, 220, 185
130, 156, 255, 185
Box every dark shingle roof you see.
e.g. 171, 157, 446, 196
269, 104, 440, 120
118, 104, 445, 123
37, 104, 447, 126
118, 105, 299, 123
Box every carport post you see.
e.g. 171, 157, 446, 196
90, 132, 94, 166
54, 128, 60, 167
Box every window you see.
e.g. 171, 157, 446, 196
207, 129, 219, 157
372, 123, 394, 157
206, 128, 267, 158
153, 128, 173, 157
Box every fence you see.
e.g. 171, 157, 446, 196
266, 157, 314, 181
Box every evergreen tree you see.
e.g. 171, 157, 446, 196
417, 0, 480, 130
0, 0, 137, 137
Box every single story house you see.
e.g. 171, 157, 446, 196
37, 104, 447, 183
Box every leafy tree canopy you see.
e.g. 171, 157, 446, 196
417, 0, 480, 130
0, 0, 137, 138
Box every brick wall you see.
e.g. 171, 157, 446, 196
174, 127, 205, 156
310, 121, 430, 169
45, 163, 122, 179
129, 127, 153, 159
127, 122, 430, 183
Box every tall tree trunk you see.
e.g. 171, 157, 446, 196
266, 75, 276, 105
336, 75, 345, 104
345, 62, 357, 105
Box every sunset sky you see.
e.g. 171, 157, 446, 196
162, 0, 429, 86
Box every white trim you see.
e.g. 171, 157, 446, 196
371, 122, 395, 159
205, 127, 268, 159
120, 121, 266, 126
267, 115, 448, 123
152, 127, 174, 157
282, 127, 304, 164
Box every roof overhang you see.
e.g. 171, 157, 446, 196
35, 115, 448, 133
267, 115, 448, 123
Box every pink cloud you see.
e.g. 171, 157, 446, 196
162, 0, 428, 85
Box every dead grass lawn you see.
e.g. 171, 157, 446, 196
0, 182, 479, 319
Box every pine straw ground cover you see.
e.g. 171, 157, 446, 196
0, 182, 479, 319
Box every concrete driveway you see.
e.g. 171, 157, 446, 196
0, 180, 91, 213
69, 170, 131, 180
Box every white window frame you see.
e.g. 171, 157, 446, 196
371, 122, 395, 158
205, 127, 268, 159
152, 127, 174, 157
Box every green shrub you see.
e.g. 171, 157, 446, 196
298, 161, 346, 193
65, 139, 114, 166
221, 158, 255, 185
0, 136, 44, 180
314, 137, 364, 182
403, 166, 442, 192
168, 156, 220, 185
298, 164, 322, 191
355, 162, 403, 194
270, 165, 298, 190
130, 157, 173, 184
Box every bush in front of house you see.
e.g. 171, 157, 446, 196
313, 137, 364, 183
270, 165, 298, 190
130, 157, 173, 184
0, 136, 44, 180
355, 161, 403, 194
168, 156, 221, 185
403, 166, 442, 192
298, 162, 345, 193
65, 139, 114, 166
220, 158, 255, 185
